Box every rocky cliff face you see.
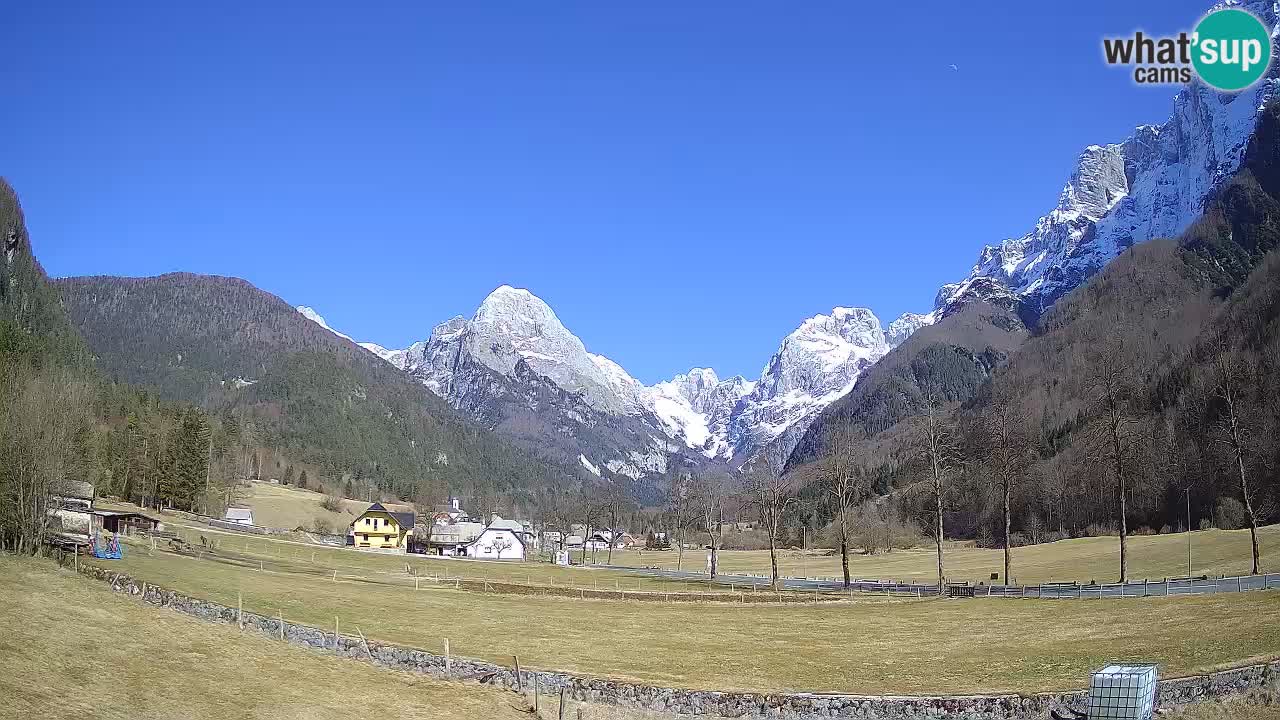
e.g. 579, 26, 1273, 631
293, 2, 1280, 494
938, 0, 1280, 321
302, 291, 930, 484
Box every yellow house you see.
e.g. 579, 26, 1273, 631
350, 503, 415, 550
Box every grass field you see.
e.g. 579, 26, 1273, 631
0, 555, 728, 720
230, 481, 367, 531
85, 538, 1280, 696
154, 520, 716, 594
613, 525, 1280, 585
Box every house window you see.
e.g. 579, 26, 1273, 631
361, 534, 368, 542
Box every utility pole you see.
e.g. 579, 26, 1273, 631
204, 432, 214, 502
802, 525, 808, 578
1184, 486, 1193, 577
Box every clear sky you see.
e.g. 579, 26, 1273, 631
6, 0, 1211, 383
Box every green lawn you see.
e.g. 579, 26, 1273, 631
85, 540, 1280, 696
614, 525, 1280, 585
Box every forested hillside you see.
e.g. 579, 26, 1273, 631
54, 273, 575, 504
788, 104, 1280, 578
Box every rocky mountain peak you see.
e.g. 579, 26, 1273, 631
937, 4, 1280, 319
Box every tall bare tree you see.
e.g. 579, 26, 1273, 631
744, 456, 796, 590
693, 472, 728, 578
918, 396, 960, 591
602, 483, 630, 565
1085, 339, 1140, 582
822, 428, 864, 588
578, 489, 604, 565
976, 384, 1034, 584
667, 471, 695, 571
1210, 342, 1264, 574
0, 369, 93, 554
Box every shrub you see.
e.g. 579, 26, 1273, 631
319, 494, 343, 513
309, 516, 334, 535
1215, 497, 1249, 530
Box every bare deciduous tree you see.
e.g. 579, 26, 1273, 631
822, 428, 864, 588
1210, 341, 1264, 574
918, 396, 960, 591
578, 489, 604, 565
0, 368, 93, 554
667, 471, 695, 572
1085, 339, 1141, 582
744, 456, 796, 590
602, 484, 630, 565
693, 472, 728, 578
976, 383, 1034, 584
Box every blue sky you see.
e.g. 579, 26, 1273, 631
6, 0, 1210, 383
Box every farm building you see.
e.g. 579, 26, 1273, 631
223, 507, 254, 525
349, 502, 415, 551
466, 518, 528, 560
412, 521, 484, 555
91, 509, 163, 536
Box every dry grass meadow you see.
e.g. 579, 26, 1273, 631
82, 534, 1280, 697
0, 555, 733, 720
615, 525, 1280, 585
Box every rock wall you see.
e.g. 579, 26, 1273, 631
72, 563, 1278, 719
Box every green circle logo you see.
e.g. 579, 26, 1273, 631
1192, 8, 1272, 91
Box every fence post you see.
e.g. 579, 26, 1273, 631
279, 610, 285, 641
335, 616, 339, 651
445, 638, 451, 676
1238, 576, 1243, 593
356, 626, 373, 660
559, 686, 569, 720
514, 655, 523, 693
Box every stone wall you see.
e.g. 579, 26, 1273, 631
72, 562, 1278, 719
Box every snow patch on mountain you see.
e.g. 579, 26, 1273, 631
297, 306, 353, 341
578, 454, 601, 477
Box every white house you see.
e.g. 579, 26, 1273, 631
466, 518, 527, 560
223, 507, 254, 525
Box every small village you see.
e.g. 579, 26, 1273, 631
47, 475, 648, 568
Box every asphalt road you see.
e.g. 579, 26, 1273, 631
618, 566, 1280, 599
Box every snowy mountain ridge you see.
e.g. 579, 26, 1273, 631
296, 0, 1280, 483
298, 292, 931, 474
936, 0, 1280, 318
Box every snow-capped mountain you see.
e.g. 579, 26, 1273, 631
937, 0, 1280, 319
296, 306, 353, 341
300, 289, 933, 481
293, 1, 1280, 489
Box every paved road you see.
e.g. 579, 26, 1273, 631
617, 566, 1280, 599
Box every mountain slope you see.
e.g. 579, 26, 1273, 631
53, 273, 570, 498
792, 99, 1280, 543
937, 0, 1280, 324
0, 179, 88, 370
334, 286, 930, 488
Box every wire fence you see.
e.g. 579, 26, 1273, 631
148, 516, 1280, 603
670, 571, 1280, 600
114, 531, 878, 605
